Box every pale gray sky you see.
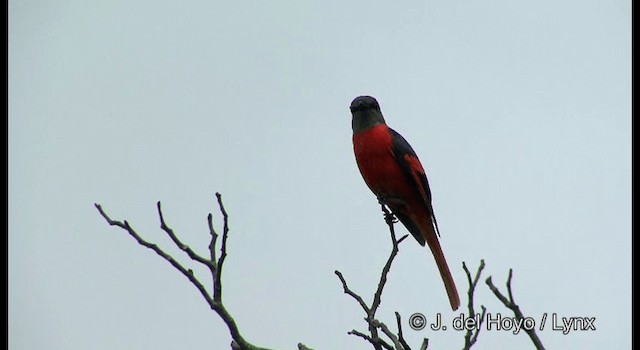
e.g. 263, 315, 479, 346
9, 0, 630, 349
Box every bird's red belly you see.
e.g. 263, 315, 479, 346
353, 125, 415, 201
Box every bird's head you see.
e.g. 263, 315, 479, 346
350, 95, 386, 133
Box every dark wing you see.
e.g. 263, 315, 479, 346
388, 128, 441, 237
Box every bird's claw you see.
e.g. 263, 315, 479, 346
376, 195, 399, 225
383, 211, 398, 225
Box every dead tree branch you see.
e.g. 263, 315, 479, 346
95, 204, 214, 307
95, 193, 308, 350
335, 203, 417, 350
394, 312, 411, 350
486, 269, 546, 350
97, 192, 545, 350
462, 260, 487, 350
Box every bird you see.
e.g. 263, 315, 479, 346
350, 95, 460, 311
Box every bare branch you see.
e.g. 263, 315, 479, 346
348, 329, 394, 350
462, 260, 487, 350
370, 204, 403, 319
334, 270, 370, 315
395, 312, 412, 350
335, 202, 409, 350
486, 270, 546, 350
372, 319, 403, 350
100, 194, 545, 350
214, 192, 230, 302
211, 301, 255, 350
94, 203, 214, 307
157, 201, 212, 267
348, 329, 376, 345
506, 270, 516, 305
207, 212, 219, 287
208, 213, 218, 259
95, 196, 283, 350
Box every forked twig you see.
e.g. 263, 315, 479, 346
486, 270, 545, 350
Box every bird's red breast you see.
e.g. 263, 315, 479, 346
353, 124, 431, 232
353, 124, 403, 196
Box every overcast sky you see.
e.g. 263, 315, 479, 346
9, 0, 630, 349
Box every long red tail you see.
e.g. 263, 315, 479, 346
424, 233, 460, 311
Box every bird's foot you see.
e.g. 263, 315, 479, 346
376, 195, 398, 225
383, 211, 398, 225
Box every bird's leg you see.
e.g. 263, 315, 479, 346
382, 208, 397, 226
376, 195, 399, 226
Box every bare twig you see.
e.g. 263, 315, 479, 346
207, 213, 219, 289
335, 202, 410, 350
348, 329, 394, 350
371, 204, 407, 318
395, 312, 412, 350
372, 319, 403, 350
214, 192, 230, 302
157, 201, 212, 267
348, 329, 376, 345
372, 205, 410, 349
95, 203, 214, 307
462, 260, 487, 350
95, 195, 283, 350
486, 270, 546, 350
335, 270, 370, 315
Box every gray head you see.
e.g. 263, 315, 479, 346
350, 95, 387, 133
